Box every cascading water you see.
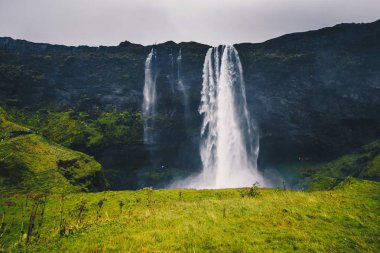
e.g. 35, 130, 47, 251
176, 49, 190, 122
174, 45, 264, 189
142, 48, 157, 144
169, 52, 175, 94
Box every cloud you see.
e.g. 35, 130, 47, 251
0, 0, 378, 46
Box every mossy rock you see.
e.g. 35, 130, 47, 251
0, 134, 107, 194
361, 153, 380, 180
0, 107, 31, 138
0, 106, 7, 120
0, 107, 108, 194
307, 139, 380, 190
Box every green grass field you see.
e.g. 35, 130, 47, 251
0, 177, 379, 253
1, 108, 379, 252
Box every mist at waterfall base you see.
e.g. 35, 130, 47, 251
165, 45, 266, 189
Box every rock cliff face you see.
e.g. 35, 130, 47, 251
1, 20, 379, 188
236, 20, 380, 165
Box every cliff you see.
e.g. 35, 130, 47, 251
1, 20, 379, 188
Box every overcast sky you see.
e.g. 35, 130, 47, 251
0, 0, 378, 46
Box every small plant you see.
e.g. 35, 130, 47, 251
143, 187, 154, 204
35, 195, 47, 240
26, 194, 45, 243
97, 198, 107, 219
76, 200, 87, 226
19, 197, 27, 242
0, 201, 16, 240
119, 200, 125, 215
97, 198, 106, 209
59, 194, 66, 236
4, 201, 16, 208
0, 212, 8, 239
247, 182, 261, 198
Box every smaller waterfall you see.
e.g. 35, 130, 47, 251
142, 48, 157, 144
169, 52, 175, 94
177, 49, 190, 122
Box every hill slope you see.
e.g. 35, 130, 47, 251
304, 140, 380, 191
0, 108, 107, 194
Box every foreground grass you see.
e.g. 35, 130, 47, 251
0, 178, 379, 252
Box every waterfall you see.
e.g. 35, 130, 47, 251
169, 52, 175, 94
177, 49, 190, 122
173, 45, 264, 189
142, 48, 157, 144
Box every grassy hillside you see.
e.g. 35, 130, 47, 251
0, 107, 107, 194
307, 140, 380, 191
0, 107, 30, 138
6, 108, 143, 151
0, 177, 378, 252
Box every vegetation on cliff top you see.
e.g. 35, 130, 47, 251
6, 107, 143, 152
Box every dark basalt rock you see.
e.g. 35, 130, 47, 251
1, 20, 380, 189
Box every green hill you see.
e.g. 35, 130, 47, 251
0, 107, 30, 137
0, 107, 107, 194
307, 140, 380, 191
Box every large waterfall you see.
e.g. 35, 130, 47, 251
174, 45, 264, 189
142, 48, 157, 144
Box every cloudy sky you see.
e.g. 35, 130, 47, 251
0, 0, 378, 46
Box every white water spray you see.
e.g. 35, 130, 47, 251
174, 45, 264, 189
142, 48, 157, 144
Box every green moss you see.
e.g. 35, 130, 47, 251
7, 108, 143, 151
32, 73, 45, 82
0, 134, 107, 195
0, 107, 108, 194
362, 154, 380, 179
362, 140, 380, 151
0, 107, 30, 138
0, 107, 7, 120
43, 111, 86, 147
316, 153, 363, 178
264, 52, 307, 61
308, 177, 339, 191
306, 139, 380, 190
333, 176, 377, 191
0, 63, 23, 81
